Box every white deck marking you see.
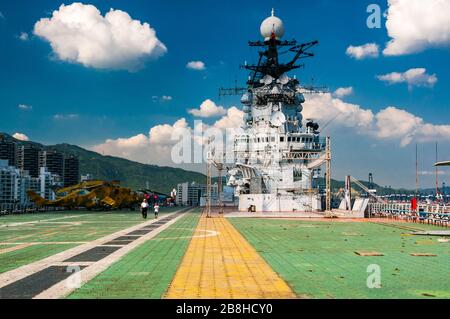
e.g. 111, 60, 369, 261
0, 215, 81, 228
52, 262, 94, 267
0, 209, 189, 299
0, 242, 88, 245
34, 212, 188, 299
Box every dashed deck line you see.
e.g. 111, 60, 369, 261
0, 215, 80, 228
0, 209, 188, 299
34, 212, 188, 299
0, 266, 88, 299
4, 234, 35, 242
0, 242, 88, 245
165, 215, 296, 299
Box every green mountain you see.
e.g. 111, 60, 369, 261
1, 133, 206, 194
49, 144, 206, 194
316, 177, 416, 196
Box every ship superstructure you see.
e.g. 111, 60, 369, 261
226, 10, 328, 212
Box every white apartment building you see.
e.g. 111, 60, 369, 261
176, 182, 219, 206
0, 160, 59, 204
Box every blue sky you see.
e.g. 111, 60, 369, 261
1, 0, 450, 188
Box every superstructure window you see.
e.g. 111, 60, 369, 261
293, 168, 302, 182
280, 137, 285, 142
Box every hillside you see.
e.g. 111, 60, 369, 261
315, 177, 416, 196
49, 144, 207, 194
1, 133, 206, 194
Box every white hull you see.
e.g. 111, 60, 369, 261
238, 193, 322, 212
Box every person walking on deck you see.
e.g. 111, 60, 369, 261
154, 203, 160, 219
141, 199, 149, 219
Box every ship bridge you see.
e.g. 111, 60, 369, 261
223, 10, 331, 213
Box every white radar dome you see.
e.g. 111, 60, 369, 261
260, 9, 285, 41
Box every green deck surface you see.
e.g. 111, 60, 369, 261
230, 218, 450, 299
68, 210, 201, 299
0, 208, 179, 274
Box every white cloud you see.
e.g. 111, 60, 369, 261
33, 3, 167, 71
92, 118, 191, 166
303, 93, 450, 147
151, 95, 172, 103
53, 113, 79, 120
334, 87, 353, 98
303, 94, 374, 132
19, 32, 29, 41
188, 99, 227, 118
377, 68, 438, 89
92, 133, 150, 162
374, 107, 423, 146
346, 43, 379, 59
419, 170, 450, 176
12, 133, 29, 141
384, 0, 450, 56
91, 100, 243, 168
186, 60, 206, 70
212, 107, 244, 129
149, 118, 189, 145
18, 104, 32, 110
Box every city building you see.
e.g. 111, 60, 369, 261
64, 155, 80, 187
0, 135, 16, 167
38, 167, 58, 200
81, 174, 94, 182
39, 150, 64, 178
17, 144, 40, 178
0, 160, 41, 204
0, 159, 60, 205
176, 182, 218, 206
0, 160, 19, 203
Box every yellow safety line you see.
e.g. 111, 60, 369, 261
165, 215, 295, 299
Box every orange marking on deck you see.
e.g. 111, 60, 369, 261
165, 215, 295, 299
0, 243, 36, 254
6, 234, 34, 242
41, 231, 59, 238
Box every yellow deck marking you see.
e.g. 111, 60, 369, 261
165, 215, 295, 299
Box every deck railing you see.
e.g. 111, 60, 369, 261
368, 202, 449, 227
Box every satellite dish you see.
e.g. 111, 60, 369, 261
270, 111, 286, 127
278, 74, 289, 85
271, 85, 281, 94
261, 75, 274, 85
